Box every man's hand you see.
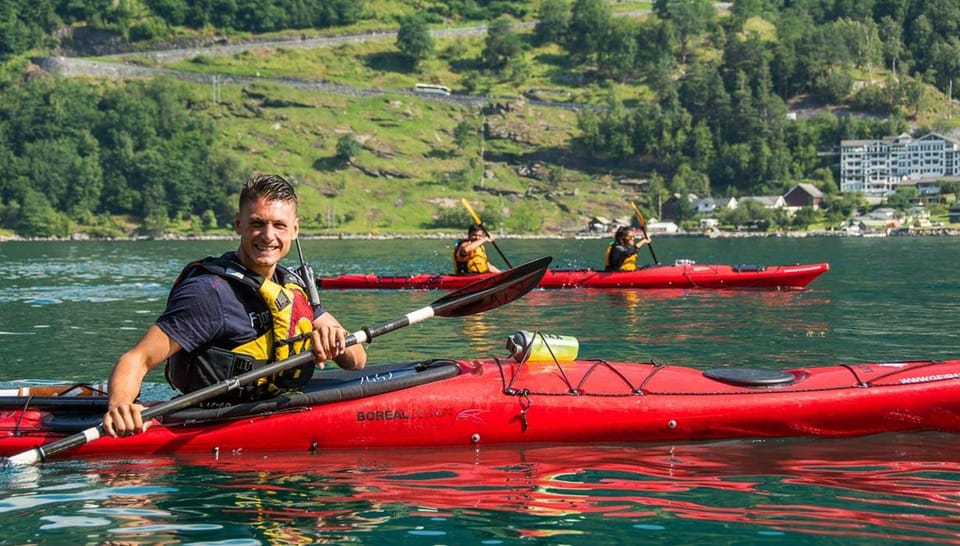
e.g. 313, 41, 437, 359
311, 324, 349, 366
103, 403, 148, 437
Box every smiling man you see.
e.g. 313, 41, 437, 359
102, 174, 366, 438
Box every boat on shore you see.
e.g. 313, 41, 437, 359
317, 262, 830, 290
3, 351, 960, 460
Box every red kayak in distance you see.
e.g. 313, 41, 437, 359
316, 262, 830, 290
3, 353, 960, 460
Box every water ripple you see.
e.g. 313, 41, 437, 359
0, 485, 179, 514
39, 514, 111, 529
108, 523, 223, 534
0, 282, 168, 304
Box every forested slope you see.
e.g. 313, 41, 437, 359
0, 0, 958, 237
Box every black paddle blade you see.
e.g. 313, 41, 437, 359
431, 256, 551, 317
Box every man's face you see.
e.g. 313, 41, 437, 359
234, 196, 299, 277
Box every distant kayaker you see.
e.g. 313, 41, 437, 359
604, 226, 652, 271
102, 174, 367, 438
454, 224, 502, 274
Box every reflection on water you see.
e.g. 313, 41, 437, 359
0, 461, 184, 544
3, 434, 960, 544
177, 433, 960, 544
476, 287, 836, 367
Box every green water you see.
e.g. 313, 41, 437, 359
1, 236, 959, 544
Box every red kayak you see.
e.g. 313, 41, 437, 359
3, 353, 960, 459
317, 262, 830, 290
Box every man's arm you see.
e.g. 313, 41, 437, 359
457, 235, 493, 257
103, 324, 182, 437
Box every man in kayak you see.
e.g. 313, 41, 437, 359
102, 174, 367, 438
454, 224, 502, 274
604, 226, 652, 271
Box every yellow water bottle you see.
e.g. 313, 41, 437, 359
506, 330, 579, 363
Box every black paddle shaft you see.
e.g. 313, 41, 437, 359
461, 197, 513, 269
631, 203, 660, 265
637, 222, 660, 264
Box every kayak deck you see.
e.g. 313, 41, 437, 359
3, 355, 960, 459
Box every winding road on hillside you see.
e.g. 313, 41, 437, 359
36, 6, 733, 110
38, 22, 548, 109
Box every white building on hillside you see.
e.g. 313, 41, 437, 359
692, 196, 738, 216
738, 195, 786, 209
840, 132, 960, 198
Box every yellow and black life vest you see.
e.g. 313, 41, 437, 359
604, 242, 638, 272
165, 256, 316, 403
453, 240, 490, 274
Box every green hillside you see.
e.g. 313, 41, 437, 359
115, 29, 647, 236
2, 0, 959, 238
